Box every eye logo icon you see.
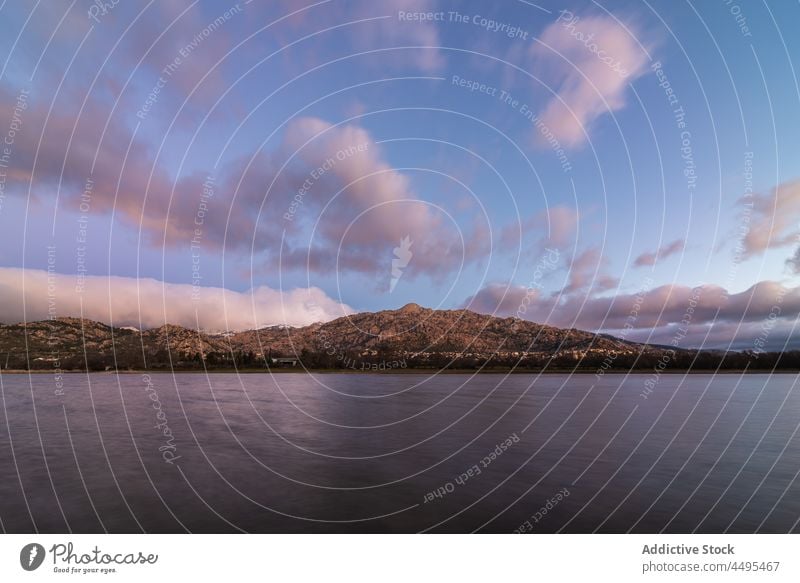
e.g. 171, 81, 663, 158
20, 543, 45, 571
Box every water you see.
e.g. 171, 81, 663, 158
0, 372, 798, 533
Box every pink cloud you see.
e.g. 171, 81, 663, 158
740, 178, 800, 257
122, 1, 241, 108
633, 238, 685, 267
460, 282, 531, 317
531, 11, 651, 148
259, 0, 444, 72
501, 205, 579, 251
0, 83, 488, 281
562, 247, 618, 294
462, 279, 800, 349
265, 117, 491, 280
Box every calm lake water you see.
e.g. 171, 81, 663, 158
1, 372, 799, 533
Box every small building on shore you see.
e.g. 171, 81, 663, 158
270, 356, 299, 367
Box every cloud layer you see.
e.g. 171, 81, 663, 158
0, 268, 352, 331
0, 80, 488, 282
462, 279, 800, 350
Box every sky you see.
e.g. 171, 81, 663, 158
0, 0, 799, 350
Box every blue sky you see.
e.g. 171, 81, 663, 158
1, 0, 799, 349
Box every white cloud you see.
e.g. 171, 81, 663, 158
0, 268, 353, 331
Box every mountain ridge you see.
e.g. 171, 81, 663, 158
4, 303, 794, 371
0, 304, 655, 370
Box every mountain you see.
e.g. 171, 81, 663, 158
0, 317, 229, 370
0, 305, 654, 371
231, 303, 638, 357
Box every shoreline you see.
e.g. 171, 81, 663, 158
2, 368, 797, 375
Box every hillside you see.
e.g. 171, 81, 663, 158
0, 317, 229, 370
230, 303, 636, 358
0, 304, 653, 371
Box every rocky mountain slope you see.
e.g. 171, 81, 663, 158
0, 317, 229, 369
231, 303, 635, 357
0, 304, 645, 370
